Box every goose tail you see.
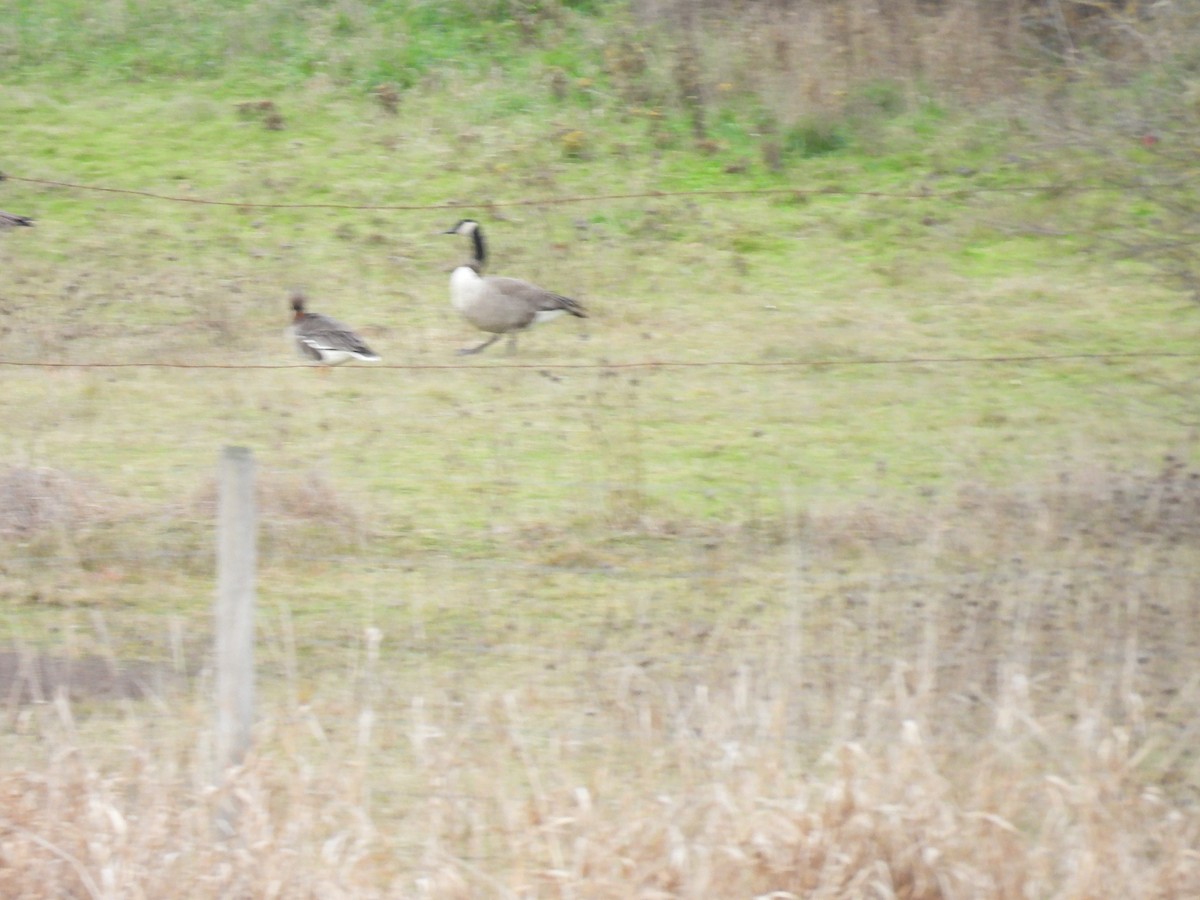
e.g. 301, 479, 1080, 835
558, 295, 588, 318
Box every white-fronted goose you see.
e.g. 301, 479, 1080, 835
288, 292, 380, 366
441, 219, 587, 355
0, 211, 34, 230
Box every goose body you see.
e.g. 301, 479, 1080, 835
443, 219, 587, 355
0, 211, 34, 229
288, 292, 379, 366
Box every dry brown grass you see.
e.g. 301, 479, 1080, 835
0, 465, 111, 540
0, 660, 1196, 897
1, 464, 1198, 897
189, 465, 368, 557
627, 0, 1181, 125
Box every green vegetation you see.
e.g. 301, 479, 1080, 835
1, 0, 1199, 894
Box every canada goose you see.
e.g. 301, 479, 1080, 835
0, 211, 33, 230
287, 292, 380, 367
441, 219, 587, 355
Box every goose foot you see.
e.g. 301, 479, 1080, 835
457, 335, 502, 355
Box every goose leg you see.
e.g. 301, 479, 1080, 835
457, 334, 503, 356
505, 334, 519, 355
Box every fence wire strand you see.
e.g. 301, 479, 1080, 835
0, 350, 1194, 371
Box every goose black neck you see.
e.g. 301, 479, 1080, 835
471, 227, 486, 266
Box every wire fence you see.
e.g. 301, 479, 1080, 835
3, 439, 1198, 876
0, 349, 1196, 370
7, 539, 1197, 730
3, 166, 1198, 735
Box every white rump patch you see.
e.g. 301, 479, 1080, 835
532, 309, 566, 326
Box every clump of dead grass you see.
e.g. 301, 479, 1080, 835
0, 735, 380, 898
0, 464, 112, 540
189, 466, 368, 557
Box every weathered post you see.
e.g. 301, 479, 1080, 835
215, 446, 256, 775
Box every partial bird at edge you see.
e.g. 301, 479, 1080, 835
0, 211, 34, 229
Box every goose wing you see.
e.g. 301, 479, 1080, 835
295, 313, 379, 359
486, 276, 588, 318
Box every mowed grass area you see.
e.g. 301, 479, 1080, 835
2, 3, 1200, 894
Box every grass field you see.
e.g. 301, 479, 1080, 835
2, 1, 1200, 896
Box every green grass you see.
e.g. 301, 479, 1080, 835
1, 69, 1191, 638
2, 0, 594, 87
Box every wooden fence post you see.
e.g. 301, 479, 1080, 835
215, 446, 257, 775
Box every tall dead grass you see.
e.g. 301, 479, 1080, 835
624, 0, 1177, 125
0, 462, 1198, 897
0, 655, 1196, 897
